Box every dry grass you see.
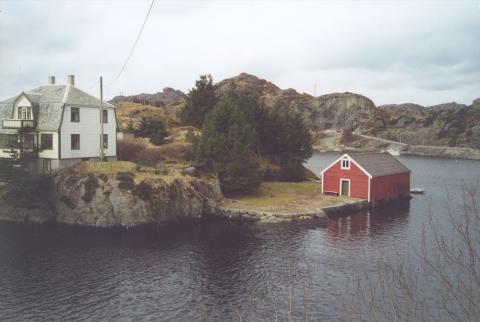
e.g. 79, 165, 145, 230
116, 102, 180, 132
80, 160, 209, 185
116, 103, 166, 131
222, 181, 353, 213
133, 168, 185, 184
168, 125, 201, 143
134, 142, 192, 167
81, 161, 173, 182
84, 161, 138, 175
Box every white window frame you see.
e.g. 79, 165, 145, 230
40, 133, 53, 150
341, 158, 350, 170
19, 107, 31, 120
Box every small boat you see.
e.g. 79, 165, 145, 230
410, 188, 424, 194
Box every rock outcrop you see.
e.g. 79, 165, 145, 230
375, 99, 480, 148
215, 73, 376, 130
110, 87, 185, 107
0, 169, 223, 227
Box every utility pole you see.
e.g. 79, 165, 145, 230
100, 76, 105, 162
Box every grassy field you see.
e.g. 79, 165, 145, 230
222, 181, 351, 213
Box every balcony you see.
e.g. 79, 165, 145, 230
2, 119, 34, 129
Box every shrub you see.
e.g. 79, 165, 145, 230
134, 148, 165, 167
134, 181, 153, 200
156, 168, 170, 175
135, 117, 168, 145
218, 157, 262, 194
278, 162, 307, 182
117, 140, 146, 161
116, 172, 135, 190
61, 195, 76, 209
340, 128, 354, 144
5, 174, 54, 208
82, 173, 99, 203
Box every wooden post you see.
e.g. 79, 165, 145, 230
100, 76, 105, 162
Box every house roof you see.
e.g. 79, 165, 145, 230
349, 152, 411, 177
0, 84, 115, 133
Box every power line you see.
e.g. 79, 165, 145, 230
109, 0, 155, 86
82, 0, 155, 96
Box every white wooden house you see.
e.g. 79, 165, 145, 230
0, 75, 117, 172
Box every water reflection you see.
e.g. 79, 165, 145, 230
1, 154, 480, 321
326, 201, 410, 241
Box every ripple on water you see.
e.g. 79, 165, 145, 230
1, 154, 480, 320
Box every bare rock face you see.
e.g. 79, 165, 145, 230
215, 72, 282, 102
313, 92, 376, 130
215, 73, 376, 131
53, 171, 223, 227
0, 169, 223, 228
472, 98, 480, 109
373, 98, 480, 148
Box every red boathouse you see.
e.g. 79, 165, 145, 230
321, 152, 411, 205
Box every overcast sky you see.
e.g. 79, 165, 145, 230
0, 0, 479, 106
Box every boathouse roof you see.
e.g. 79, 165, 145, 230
350, 152, 411, 177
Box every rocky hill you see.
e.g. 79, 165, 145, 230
111, 72, 480, 149
216, 73, 479, 148
375, 101, 480, 148
216, 73, 376, 130
110, 87, 185, 107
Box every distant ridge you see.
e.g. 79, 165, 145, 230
112, 72, 480, 149
110, 87, 185, 107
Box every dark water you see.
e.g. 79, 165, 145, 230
1, 153, 479, 321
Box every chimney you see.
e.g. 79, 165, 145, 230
67, 75, 75, 86
48, 76, 55, 84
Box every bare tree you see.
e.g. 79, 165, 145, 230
346, 181, 480, 322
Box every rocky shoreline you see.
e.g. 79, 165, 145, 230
0, 164, 372, 228
0, 165, 223, 227
315, 137, 480, 161
317, 146, 480, 161
399, 145, 480, 160
214, 199, 370, 223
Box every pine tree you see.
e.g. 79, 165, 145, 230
192, 87, 261, 193
179, 74, 217, 128
190, 82, 313, 190
257, 107, 312, 180
135, 117, 168, 145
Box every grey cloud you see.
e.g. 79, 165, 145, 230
0, 0, 478, 106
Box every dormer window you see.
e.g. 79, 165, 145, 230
341, 158, 350, 169
17, 107, 32, 120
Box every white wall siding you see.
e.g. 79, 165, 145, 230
60, 106, 117, 159
38, 132, 58, 159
